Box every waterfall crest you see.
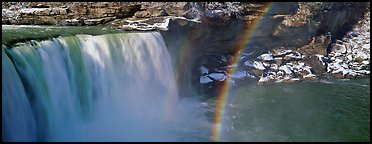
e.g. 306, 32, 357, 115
2, 32, 182, 141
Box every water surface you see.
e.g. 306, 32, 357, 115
204, 78, 370, 142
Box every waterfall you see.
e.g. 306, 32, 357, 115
2, 32, 189, 141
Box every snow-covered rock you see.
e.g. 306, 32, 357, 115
209, 73, 228, 81
332, 43, 347, 54
200, 66, 209, 75
279, 65, 293, 75
315, 54, 328, 66
230, 70, 247, 79
302, 73, 317, 80
257, 53, 273, 61
200, 75, 213, 84
284, 51, 303, 60
353, 51, 368, 61
272, 48, 292, 57
244, 60, 254, 68
258, 76, 270, 83
362, 44, 370, 49
253, 61, 266, 70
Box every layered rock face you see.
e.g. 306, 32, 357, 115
2, 2, 142, 25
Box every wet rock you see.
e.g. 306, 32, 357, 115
332, 66, 348, 76
258, 76, 271, 83
302, 73, 318, 81
283, 77, 301, 83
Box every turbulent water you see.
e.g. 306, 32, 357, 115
2, 32, 209, 142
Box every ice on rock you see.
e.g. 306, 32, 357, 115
253, 61, 266, 70
257, 53, 273, 61
279, 65, 293, 75
200, 66, 209, 75
315, 54, 328, 65
354, 51, 368, 60
362, 44, 370, 49
209, 73, 228, 81
303, 73, 317, 78
230, 70, 247, 79
244, 60, 254, 67
258, 76, 270, 83
200, 75, 213, 84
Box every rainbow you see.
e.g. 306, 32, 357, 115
211, 2, 273, 141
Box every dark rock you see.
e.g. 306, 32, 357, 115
302, 55, 326, 75
332, 43, 347, 54
316, 2, 369, 39
297, 34, 331, 56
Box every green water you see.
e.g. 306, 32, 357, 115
2, 25, 123, 46
205, 78, 370, 142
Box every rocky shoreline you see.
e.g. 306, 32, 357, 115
197, 10, 369, 90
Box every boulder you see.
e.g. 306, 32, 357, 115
272, 48, 292, 57
353, 51, 368, 62
258, 76, 270, 83
134, 11, 150, 18
199, 66, 209, 75
257, 53, 274, 61
252, 69, 264, 76
302, 55, 325, 75
200, 75, 213, 84
208, 73, 228, 81
279, 65, 293, 75
300, 71, 316, 79
230, 70, 247, 79
362, 44, 370, 49
253, 61, 266, 70
332, 43, 347, 54
283, 51, 303, 61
